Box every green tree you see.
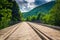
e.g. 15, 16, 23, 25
0, 0, 21, 29
39, 0, 60, 26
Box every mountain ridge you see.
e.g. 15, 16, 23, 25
23, 1, 55, 18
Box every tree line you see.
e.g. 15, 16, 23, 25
0, 0, 22, 29
22, 0, 60, 26
0, 0, 60, 29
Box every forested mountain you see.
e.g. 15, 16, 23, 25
0, 0, 21, 29
0, 0, 60, 29
23, 1, 55, 18
22, 0, 60, 26
41, 0, 60, 26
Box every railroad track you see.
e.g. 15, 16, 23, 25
0, 23, 22, 40
0, 22, 57, 40
27, 23, 56, 40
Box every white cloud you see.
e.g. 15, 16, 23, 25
25, 0, 35, 3
20, 2, 36, 12
45, 0, 52, 2
16, 0, 52, 12
27, 3, 36, 9
18, 0, 24, 2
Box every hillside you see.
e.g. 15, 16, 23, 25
42, 0, 60, 26
33, 0, 60, 26
23, 1, 55, 18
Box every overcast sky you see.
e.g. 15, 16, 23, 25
15, 0, 53, 12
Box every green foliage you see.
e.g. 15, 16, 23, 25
41, 13, 55, 25
21, 18, 26, 21
49, 0, 60, 26
38, 0, 60, 26
25, 0, 60, 26
12, 1, 20, 21
0, 9, 12, 29
23, 1, 55, 18
0, 0, 21, 29
26, 15, 37, 21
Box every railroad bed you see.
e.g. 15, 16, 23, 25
0, 22, 60, 40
